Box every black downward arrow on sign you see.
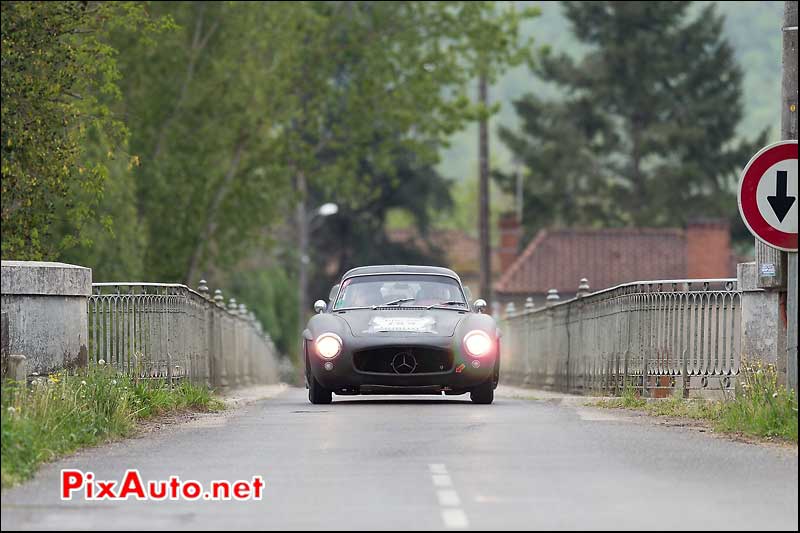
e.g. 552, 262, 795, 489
767, 170, 795, 223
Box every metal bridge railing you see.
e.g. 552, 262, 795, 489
88, 281, 280, 387
500, 279, 741, 396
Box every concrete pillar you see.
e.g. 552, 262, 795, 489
1, 261, 92, 376
738, 262, 787, 370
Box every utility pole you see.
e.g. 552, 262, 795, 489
478, 72, 492, 305
782, 0, 798, 390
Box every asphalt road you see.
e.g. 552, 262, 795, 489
1, 387, 797, 531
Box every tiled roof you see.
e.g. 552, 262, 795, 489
494, 227, 691, 295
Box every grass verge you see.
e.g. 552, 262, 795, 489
1, 366, 223, 488
593, 362, 798, 444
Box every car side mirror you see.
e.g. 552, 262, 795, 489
314, 300, 327, 314
473, 299, 487, 313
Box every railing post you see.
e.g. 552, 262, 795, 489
523, 297, 535, 386
577, 278, 590, 298
545, 290, 559, 392
228, 298, 240, 387
623, 348, 630, 392
546, 288, 560, 307
198, 280, 211, 387
681, 348, 689, 399
213, 289, 228, 389
238, 303, 251, 385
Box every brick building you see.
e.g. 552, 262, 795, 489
494, 216, 737, 309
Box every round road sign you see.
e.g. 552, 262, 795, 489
737, 140, 798, 252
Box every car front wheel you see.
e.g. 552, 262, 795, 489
308, 374, 332, 404
470, 380, 494, 404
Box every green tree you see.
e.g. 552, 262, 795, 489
496, 1, 767, 238
104, 1, 306, 283
0, 1, 170, 260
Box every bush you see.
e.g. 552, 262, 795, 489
1, 366, 221, 487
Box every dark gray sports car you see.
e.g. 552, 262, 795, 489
303, 265, 500, 404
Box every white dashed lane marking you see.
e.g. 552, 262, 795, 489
432, 474, 453, 487
436, 489, 461, 507
429, 463, 447, 474
429, 464, 469, 529
441, 509, 469, 529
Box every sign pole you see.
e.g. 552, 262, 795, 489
781, 0, 797, 390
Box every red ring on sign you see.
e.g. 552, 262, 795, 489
737, 141, 798, 251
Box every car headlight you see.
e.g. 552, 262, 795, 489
463, 330, 492, 358
315, 333, 342, 359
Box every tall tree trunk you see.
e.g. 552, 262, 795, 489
185, 135, 247, 284
478, 73, 492, 305
151, 5, 219, 162
138, 5, 218, 223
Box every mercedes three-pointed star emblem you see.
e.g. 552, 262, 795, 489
391, 351, 418, 374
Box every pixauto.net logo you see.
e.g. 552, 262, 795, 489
61, 469, 265, 501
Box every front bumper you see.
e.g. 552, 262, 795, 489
308, 335, 496, 394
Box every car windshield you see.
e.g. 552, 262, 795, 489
333, 274, 466, 310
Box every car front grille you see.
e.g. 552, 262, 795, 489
353, 346, 453, 374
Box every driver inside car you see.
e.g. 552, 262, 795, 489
351, 284, 383, 307
415, 283, 450, 306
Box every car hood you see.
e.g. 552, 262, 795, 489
336, 309, 465, 338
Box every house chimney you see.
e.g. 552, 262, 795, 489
686, 219, 733, 278
499, 212, 522, 275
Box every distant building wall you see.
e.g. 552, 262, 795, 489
686, 219, 734, 278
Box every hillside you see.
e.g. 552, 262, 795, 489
437, 1, 784, 183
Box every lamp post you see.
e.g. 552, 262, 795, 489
298, 201, 338, 341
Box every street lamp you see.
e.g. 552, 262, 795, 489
298, 202, 338, 338
317, 203, 339, 217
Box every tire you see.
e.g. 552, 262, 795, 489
308, 373, 332, 404
470, 380, 494, 404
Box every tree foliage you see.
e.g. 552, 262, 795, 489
496, 1, 767, 239
0, 1, 170, 260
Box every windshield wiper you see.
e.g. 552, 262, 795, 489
374, 298, 415, 308
426, 300, 467, 310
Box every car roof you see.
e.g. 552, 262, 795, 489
341, 265, 461, 283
